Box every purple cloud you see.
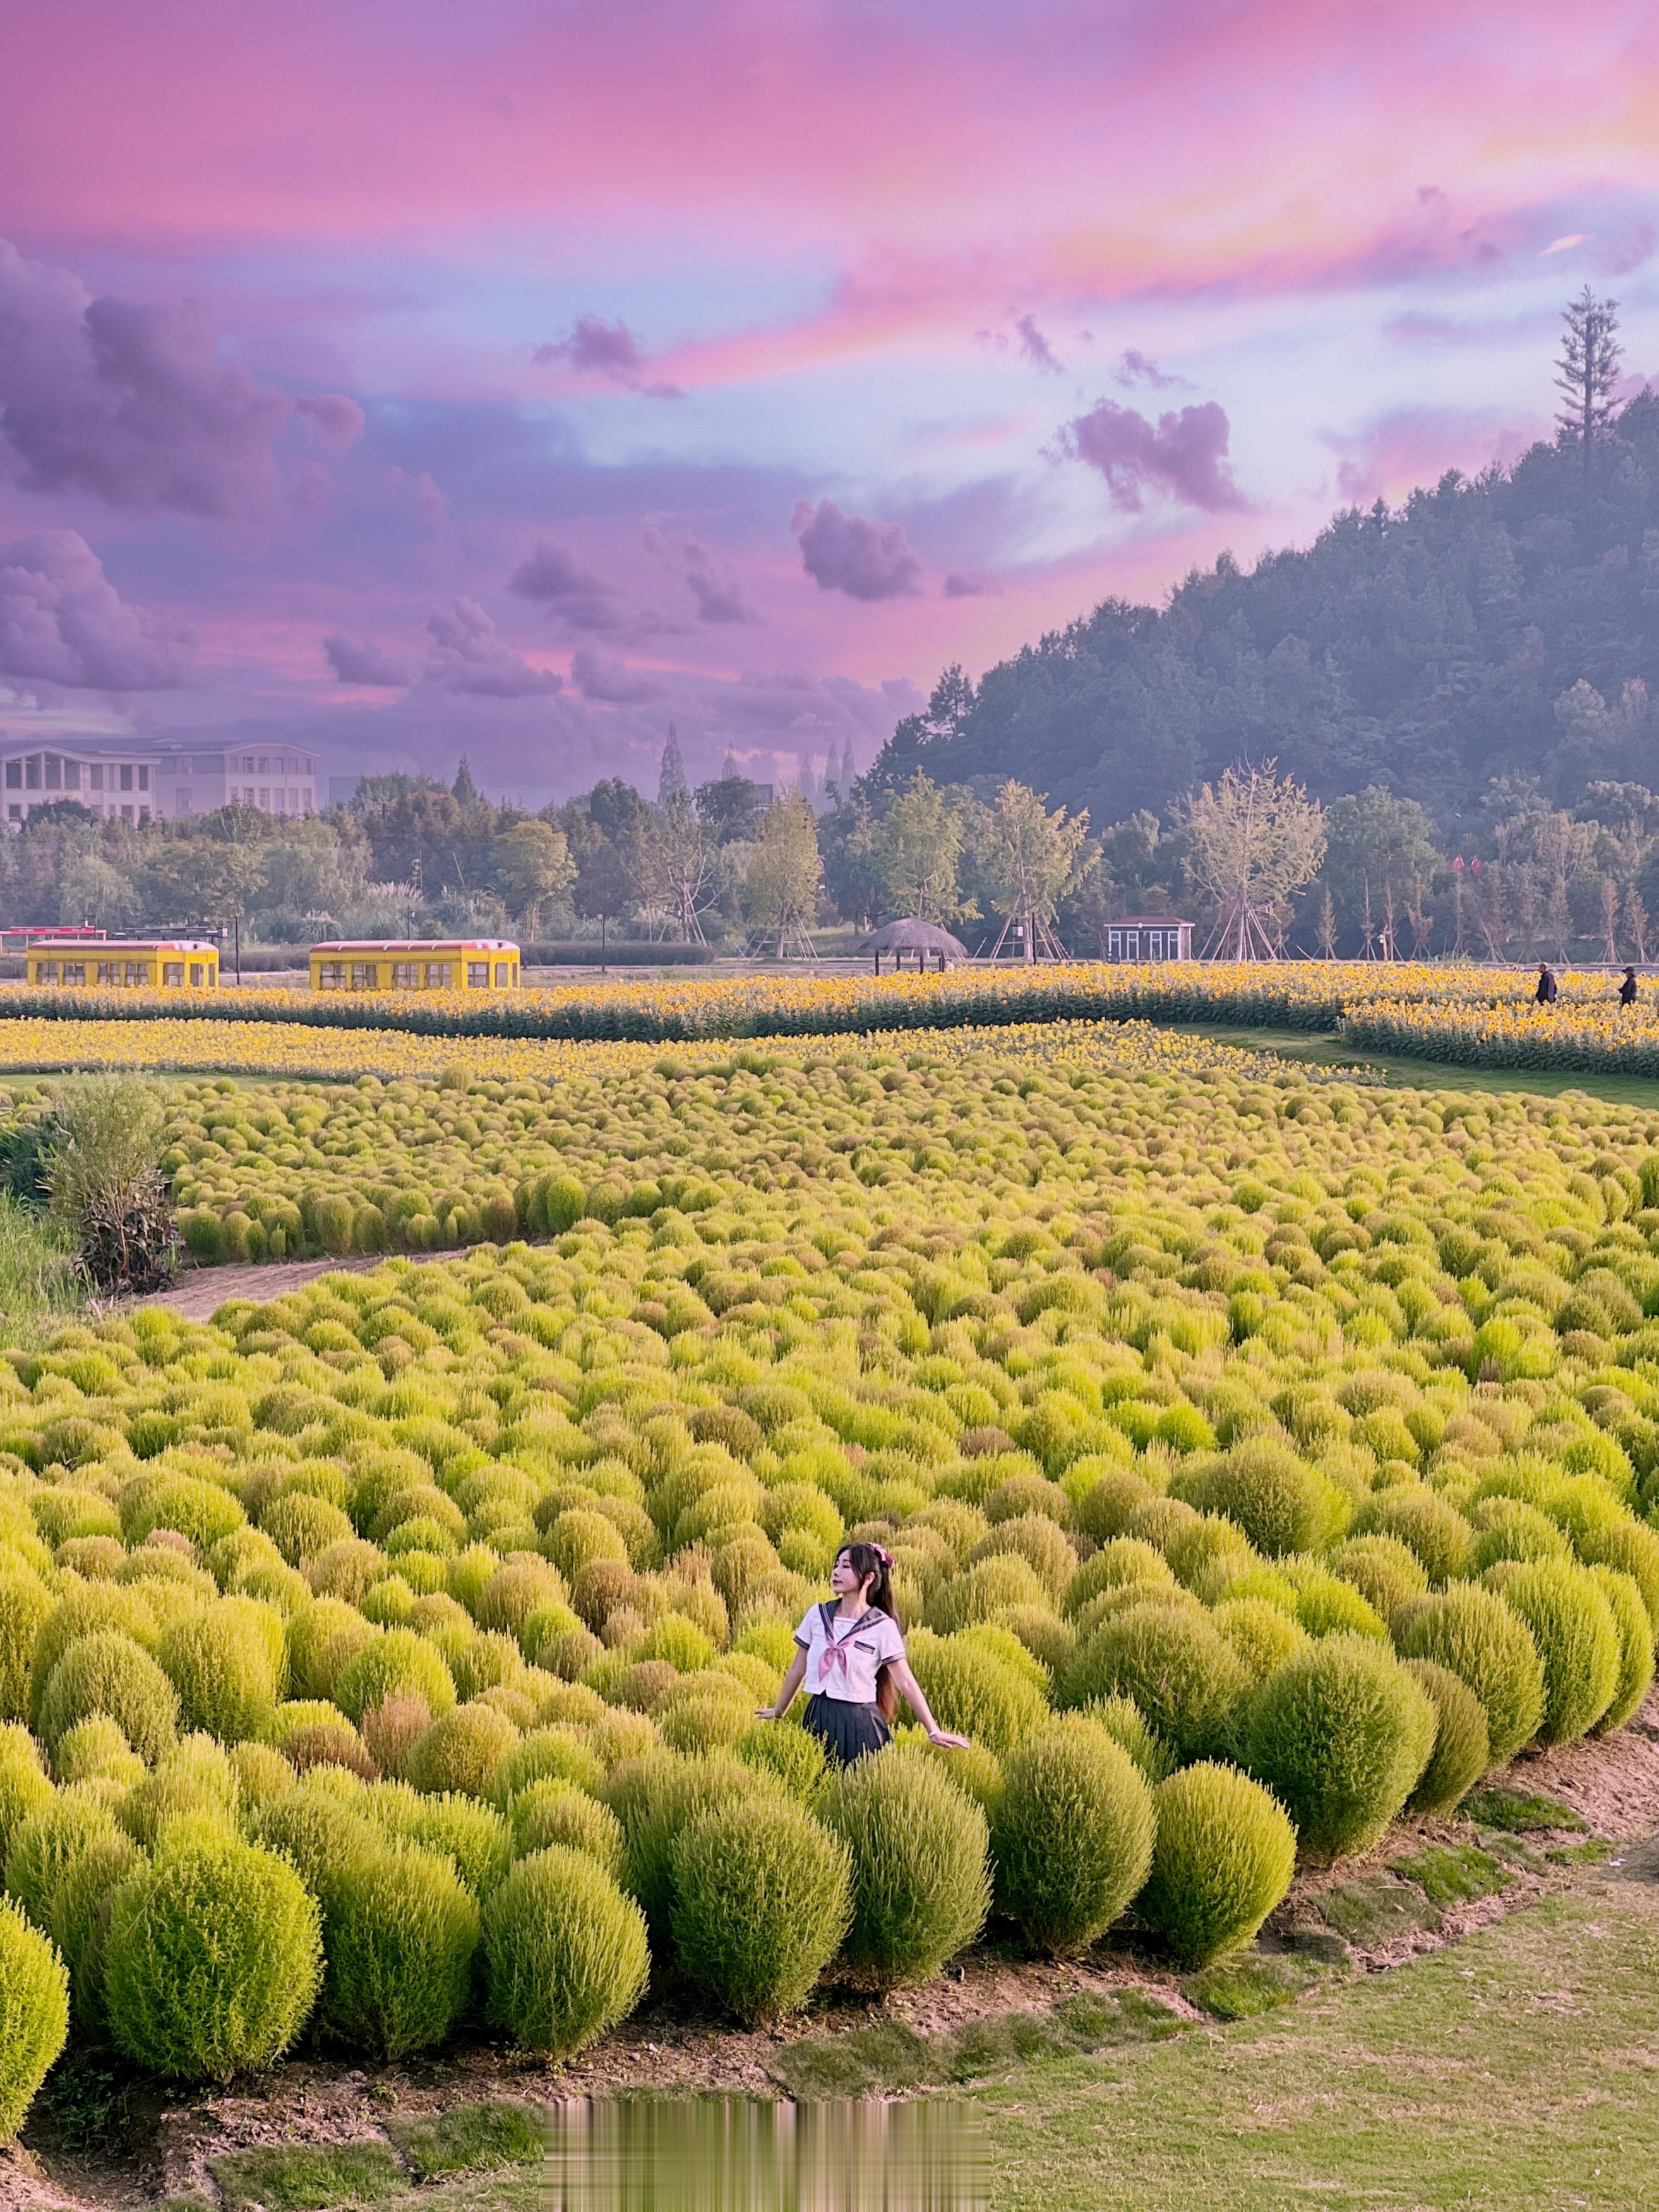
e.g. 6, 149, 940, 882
0, 530, 193, 690
1015, 314, 1064, 373
424, 599, 561, 697
323, 633, 410, 686
791, 499, 925, 601
1113, 349, 1189, 390
295, 393, 366, 449
508, 537, 627, 632
0, 239, 304, 518
1053, 398, 1247, 513
571, 646, 661, 703
532, 314, 683, 399
685, 544, 758, 623
942, 569, 1002, 597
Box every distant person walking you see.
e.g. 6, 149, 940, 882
1536, 962, 1558, 1008
1620, 965, 1641, 1008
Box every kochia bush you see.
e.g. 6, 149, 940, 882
104, 1825, 323, 2079
820, 1749, 990, 1988
316, 1836, 480, 2058
990, 1718, 1155, 1956
481, 1844, 649, 2057
1394, 1585, 1545, 1764
1500, 1561, 1621, 1744
1136, 1762, 1297, 1967
0, 1896, 68, 2139
1238, 1634, 1435, 1861
669, 1797, 850, 2022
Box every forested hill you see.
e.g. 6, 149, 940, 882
870, 393, 1659, 831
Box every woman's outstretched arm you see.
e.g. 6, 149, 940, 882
886, 1658, 969, 1748
757, 1648, 808, 1721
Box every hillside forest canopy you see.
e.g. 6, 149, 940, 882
9, 295, 1659, 963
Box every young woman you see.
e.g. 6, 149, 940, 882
754, 1539, 969, 1766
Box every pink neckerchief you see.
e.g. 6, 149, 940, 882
817, 1601, 875, 1689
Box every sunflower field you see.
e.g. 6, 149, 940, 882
0, 1019, 1657, 2131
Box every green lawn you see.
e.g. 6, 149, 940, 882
1173, 1022, 1659, 1108
353, 1871, 1659, 2212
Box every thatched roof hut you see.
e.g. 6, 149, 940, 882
860, 919, 970, 973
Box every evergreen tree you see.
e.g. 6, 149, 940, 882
452, 757, 480, 805
657, 724, 690, 804
1556, 287, 1622, 480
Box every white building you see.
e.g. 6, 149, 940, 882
0, 738, 322, 828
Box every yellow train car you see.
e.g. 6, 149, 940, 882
27, 939, 219, 988
308, 939, 520, 991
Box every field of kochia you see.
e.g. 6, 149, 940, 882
2, 1013, 1659, 2136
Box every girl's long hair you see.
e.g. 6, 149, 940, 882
839, 1540, 900, 1721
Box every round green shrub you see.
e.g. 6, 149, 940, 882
121, 1474, 245, 1551
373, 1790, 511, 1899
990, 1718, 1155, 1956
669, 1797, 850, 2022
0, 1730, 54, 1868
733, 1719, 829, 1803
1062, 1601, 1246, 1760
285, 1598, 378, 1702
1212, 1597, 1310, 1687
903, 1629, 1048, 1755
509, 1781, 626, 1875
334, 1630, 457, 1726
0, 1574, 52, 1725
405, 1701, 519, 1800
1586, 1565, 1656, 1732
159, 1603, 282, 1743
1324, 1534, 1430, 1625
1283, 1566, 1390, 1642
256, 1774, 376, 1888
1175, 1442, 1336, 1557
1502, 1561, 1622, 1744
482, 1844, 649, 2057
1576, 1520, 1659, 1635
609, 1752, 779, 1941
0, 1896, 68, 2139
48, 1828, 141, 2024
1353, 1487, 1470, 1584
926, 1555, 1051, 1634
37, 1631, 179, 1765
1468, 1500, 1571, 1575
54, 1716, 140, 1788
820, 1749, 989, 1987
104, 1825, 323, 2079
1077, 1694, 1174, 1783
316, 1836, 480, 2057
5, 1783, 116, 1928
1238, 1635, 1435, 1862
490, 1727, 606, 1808
964, 1515, 1077, 1605
1403, 1659, 1490, 1815
1394, 1585, 1545, 1765
1137, 1762, 1297, 1967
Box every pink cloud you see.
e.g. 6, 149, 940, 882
1053, 398, 1247, 514
0, 529, 193, 689
423, 598, 560, 697
792, 499, 924, 601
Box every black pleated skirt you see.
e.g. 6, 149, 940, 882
803, 1694, 892, 1767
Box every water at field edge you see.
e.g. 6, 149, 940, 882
544, 2093, 986, 2209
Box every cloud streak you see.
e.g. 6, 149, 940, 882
423, 599, 561, 696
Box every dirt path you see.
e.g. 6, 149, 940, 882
148, 1250, 445, 1320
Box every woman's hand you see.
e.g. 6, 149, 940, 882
926, 1728, 970, 1750
754, 1707, 778, 1722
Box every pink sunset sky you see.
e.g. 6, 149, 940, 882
2, 0, 1657, 802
